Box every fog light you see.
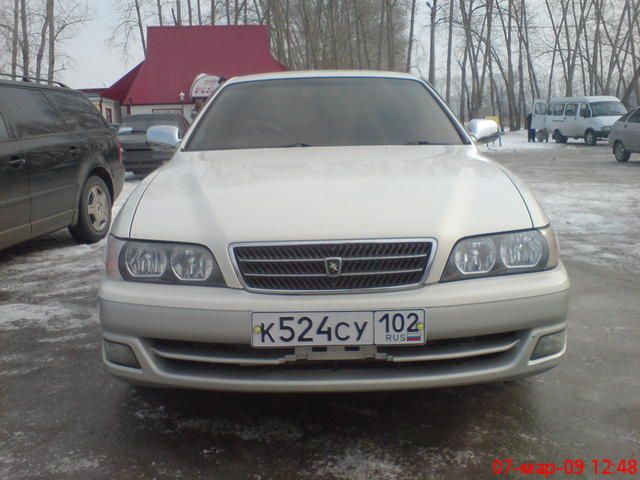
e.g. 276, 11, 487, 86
104, 340, 140, 368
531, 330, 566, 360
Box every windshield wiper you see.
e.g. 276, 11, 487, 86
403, 140, 434, 145
273, 142, 313, 148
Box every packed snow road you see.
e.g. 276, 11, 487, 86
1, 135, 639, 479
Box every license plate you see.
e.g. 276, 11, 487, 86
251, 310, 426, 347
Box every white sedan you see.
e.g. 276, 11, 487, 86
99, 71, 569, 392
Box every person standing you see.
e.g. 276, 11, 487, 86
526, 112, 536, 142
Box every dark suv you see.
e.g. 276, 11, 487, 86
0, 75, 124, 250
117, 113, 189, 175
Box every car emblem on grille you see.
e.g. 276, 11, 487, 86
324, 257, 342, 277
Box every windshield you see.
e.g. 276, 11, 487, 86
187, 78, 465, 151
118, 115, 181, 135
589, 101, 627, 117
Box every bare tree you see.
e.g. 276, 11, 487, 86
406, 0, 416, 72
20, 0, 29, 76
427, 0, 437, 85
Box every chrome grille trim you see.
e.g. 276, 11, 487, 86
229, 238, 437, 294
151, 332, 521, 368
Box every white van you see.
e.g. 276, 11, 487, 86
531, 96, 627, 145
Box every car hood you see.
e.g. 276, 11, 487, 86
120, 145, 539, 284
595, 116, 622, 128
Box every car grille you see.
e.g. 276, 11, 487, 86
231, 240, 435, 292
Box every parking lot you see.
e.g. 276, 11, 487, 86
1, 135, 639, 479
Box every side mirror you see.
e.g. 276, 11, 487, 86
467, 119, 500, 144
146, 125, 181, 152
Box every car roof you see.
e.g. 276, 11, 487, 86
225, 70, 421, 85
0, 77, 72, 92
123, 113, 185, 118
548, 96, 621, 103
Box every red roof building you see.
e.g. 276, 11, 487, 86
84, 25, 286, 121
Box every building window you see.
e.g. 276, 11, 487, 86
106, 108, 113, 124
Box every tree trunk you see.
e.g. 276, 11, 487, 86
35, 2, 50, 80
157, 0, 164, 25
376, 0, 385, 69
177, 0, 183, 25
187, 0, 193, 25
47, 0, 54, 81
445, 0, 454, 104
406, 0, 417, 72
11, 0, 19, 76
386, 1, 395, 70
459, 43, 469, 122
428, 0, 437, 84
20, 0, 29, 76
134, 0, 147, 55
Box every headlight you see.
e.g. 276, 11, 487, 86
441, 227, 559, 282
124, 241, 167, 278
105, 236, 225, 286
170, 245, 214, 281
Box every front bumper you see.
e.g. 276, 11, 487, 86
99, 263, 570, 392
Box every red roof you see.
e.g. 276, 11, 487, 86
100, 25, 286, 105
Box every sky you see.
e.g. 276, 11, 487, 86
60, 0, 145, 89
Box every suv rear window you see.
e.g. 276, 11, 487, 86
0, 86, 65, 137
47, 91, 106, 131
187, 77, 465, 151
118, 115, 183, 134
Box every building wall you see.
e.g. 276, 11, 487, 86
127, 104, 195, 121
86, 96, 122, 125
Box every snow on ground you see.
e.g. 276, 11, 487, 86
0, 179, 140, 336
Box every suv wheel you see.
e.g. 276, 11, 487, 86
614, 141, 630, 163
584, 129, 597, 145
69, 176, 112, 244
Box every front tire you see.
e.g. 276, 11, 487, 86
614, 141, 630, 163
584, 129, 597, 146
69, 176, 112, 244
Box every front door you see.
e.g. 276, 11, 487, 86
0, 109, 30, 249
550, 103, 566, 135
563, 103, 579, 136
531, 99, 547, 130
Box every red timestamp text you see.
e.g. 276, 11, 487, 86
492, 458, 638, 477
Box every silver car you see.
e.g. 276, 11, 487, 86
609, 106, 640, 162
99, 71, 570, 392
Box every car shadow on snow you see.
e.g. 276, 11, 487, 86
0, 230, 80, 263
120, 380, 538, 455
